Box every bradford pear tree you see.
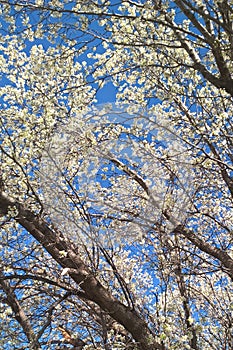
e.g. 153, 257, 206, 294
0, 1, 233, 349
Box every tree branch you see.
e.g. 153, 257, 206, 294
0, 269, 41, 349
0, 192, 163, 350
173, 225, 233, 281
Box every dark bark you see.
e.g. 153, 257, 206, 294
0, 193, 163, 350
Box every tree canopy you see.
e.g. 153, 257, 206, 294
0, 1, 232, 349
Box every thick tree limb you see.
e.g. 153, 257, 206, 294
0, 193, 163, 350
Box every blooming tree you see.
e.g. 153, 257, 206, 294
0, 1, 232, 349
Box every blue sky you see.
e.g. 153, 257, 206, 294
96, 81, 117, 103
